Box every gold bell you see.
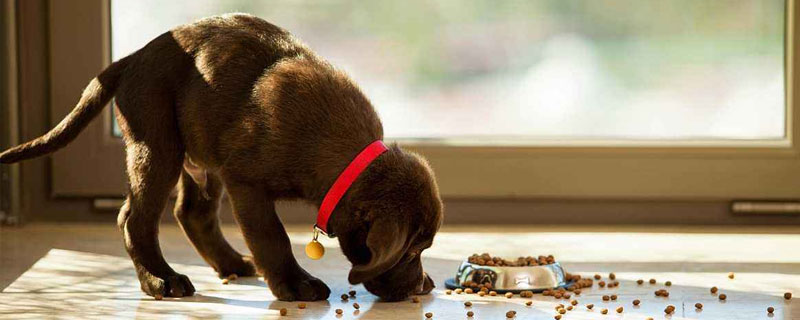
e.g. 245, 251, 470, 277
305, 228, 325, 260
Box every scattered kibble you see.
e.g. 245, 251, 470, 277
610, 294, 618, 301
490, 291, 498, 296
558, 308, 566, 314
711, 286, 719, 294
665, 305, 675, 314
616, 306, 624, 313
637, 279, 644, 285
768, 306, 775, 314
349, 290, 357, 297
554, 315, 561, 320
570, 300, 578, 306
455, 289, 463, 294
632, 299, 640, 306
665, 281, 672, 286
601, 308, 608, 314
298, 303, 306, 309
602, 295, 610, 301
594, 274, 602, 280
467, 311, 474, 317
785, 292, 793, 300
425, 312, 433, 318
609, 273, 616, 280
649, 279, 657, 284
505, 292, 514, 299
465, 288, 474, 294
728, 272, 735, 279
525, 301, 533, 306
655, 289, 670, 297
445, 290, 452, 295
412, 297, 420, 303
695, 303, 703, 309
341, 294, 349, 301
719, 293, 727, 301
478, 291, 486, 297
598, 281, 606, 288
520, 290, 533, 298
279, 308, 288, 316
566, 305, 573, 311
335, 309, 343, 315
506, 310, 516, 318
586, 304, 594, 310
221, 278, 229, 285
464, 301, 472, 307
353, 303, 360, 310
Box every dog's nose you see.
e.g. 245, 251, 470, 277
415, 272, 435, 295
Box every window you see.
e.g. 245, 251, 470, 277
112, 0, 786, 142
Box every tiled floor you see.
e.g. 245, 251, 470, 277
1, 224, 799, 319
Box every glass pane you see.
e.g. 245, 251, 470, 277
111, 0, 785, 141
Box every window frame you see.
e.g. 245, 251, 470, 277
49, 0, 800, 200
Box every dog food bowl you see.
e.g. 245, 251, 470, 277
444, 260, 571, 293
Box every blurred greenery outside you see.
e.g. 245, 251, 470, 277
112, 0, 785, 140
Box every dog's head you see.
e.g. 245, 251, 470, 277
332, 145, 443, 301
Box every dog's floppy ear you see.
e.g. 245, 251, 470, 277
348, 217, 411, 284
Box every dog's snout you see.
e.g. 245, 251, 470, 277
415, 272, 435, 295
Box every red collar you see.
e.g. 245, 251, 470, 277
316, 140, 388, 236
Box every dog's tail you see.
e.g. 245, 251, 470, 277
0, 57, 129, 164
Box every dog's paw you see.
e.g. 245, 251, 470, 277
216, 255, 258, 278
140, 273, 196, 298
269, 274, 331, 301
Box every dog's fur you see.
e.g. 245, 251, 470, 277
0, 14, 442, 301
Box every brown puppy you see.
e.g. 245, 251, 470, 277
0, 14, 442, 301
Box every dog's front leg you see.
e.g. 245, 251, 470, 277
224, 180, 331, 301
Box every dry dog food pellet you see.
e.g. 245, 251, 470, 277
412, 297, 420, 303
467, 310, 474, 317
465, 288, 474, 294
646, 318, 653, 320
649, 279, 657, 284
478, 291, 486, 297
767, 306, 775, 313
349, 290, 357, 297
601, 308, 608, 314
654, 289, 670, 297
609, 273, 616, 280
469, 253, 558, 267
586, 304, 594, 310
632, 299, 640, 306
574, 289, 582, 295
566, 305, 573, 311
520, 290, 533, 298
610, 294, 618, 301
563, 293, 571, 299
425, 312, 433, 318
335, 309, 343, 315
279, 308, 288, 316
222, 278, 229, 285
558, 308, 566, 314
710, 286, 718, 294
602, 295, 610, 301
728, 272, 735, 279
298, 303, 306, 309
445, 290, 452, 295
616, 306, 623, 313
455, 289, 463, 294
341, 294, 349, 301
353, 303, 360, 310
719, 294, 727, 301
570, 300, 578, 306
525, 301, 533, 306
506, 310, 516, 318
154, 294, 163, 300
555, 304, 564, 310
489, 291, 497, 296
505, 292, 514, 299
665, 305, 675, 314
785, 292, 793, 300
464, 301, 472, 307
598, 281, 606, 288
665, 281, 672, 286
594, 274, 602, 280
695, 303, 703, 309
554, 315, 561, 320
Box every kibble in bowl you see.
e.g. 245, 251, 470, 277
448, 253, 589, 294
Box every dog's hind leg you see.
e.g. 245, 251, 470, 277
174, 168, 257, 278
